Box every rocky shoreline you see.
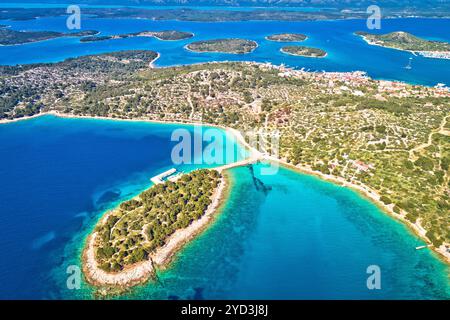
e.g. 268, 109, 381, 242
82, 174, 228, 290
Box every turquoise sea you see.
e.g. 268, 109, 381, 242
0, 5, 449, 300
0, 116, 448, 299
129, 164, 450, 300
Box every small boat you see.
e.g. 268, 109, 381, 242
405, 57, 413, 70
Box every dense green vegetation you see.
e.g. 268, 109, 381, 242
94, 169, 221, 272
150, 30, 194, 40
0, 28, 98, 45
187, 38, 258, 54
80, 30, 193, 43
266, 33, 307, 42
356, 31, 450, 52
281, 45, 327, 57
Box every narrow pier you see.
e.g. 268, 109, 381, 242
415, 244, 432, 250
150, 168, 177, 185
150, 154, 263, 185
214, 155, 262, 173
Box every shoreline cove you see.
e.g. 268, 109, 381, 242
2, 111, 449, 269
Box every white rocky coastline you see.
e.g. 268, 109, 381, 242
83, 175, 227, 288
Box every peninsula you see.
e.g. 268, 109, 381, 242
83, 169, 225, 288
1, 51, 449, 266
280, 45, 327, 57
186, 39, 258, 54
266, 33, 307, 42
0, 28, 99, 46
80, 30, 194, 43
356, 31, 450, 59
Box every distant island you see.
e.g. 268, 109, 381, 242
0, 28, 99, 46
266, 33, 307, 42
280, 45, 327, 57
83, 169, 226, 289
0, 7, 362, 22
2, 6, 450, 23
186, 38, 258, 54
356, 31, 450, 60
80, 30, 194, 43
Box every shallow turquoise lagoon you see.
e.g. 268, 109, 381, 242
125, 164, 449, 300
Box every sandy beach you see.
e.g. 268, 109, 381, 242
149, 52, 160, 68
0, 112, 52, 124
0, 110, 214, 126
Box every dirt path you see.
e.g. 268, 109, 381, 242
409, 115, 449, 160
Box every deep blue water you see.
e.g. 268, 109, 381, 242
0, 115, 245, 299
0, 15, 449, 86
0, 116, 448, 299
